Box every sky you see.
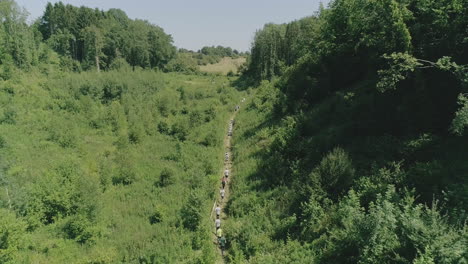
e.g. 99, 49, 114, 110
15, 0, 330, 52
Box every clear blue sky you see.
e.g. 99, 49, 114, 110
15, 0, 330, 52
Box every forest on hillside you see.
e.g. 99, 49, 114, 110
225, 0, 467, 263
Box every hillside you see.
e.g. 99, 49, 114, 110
0, 69, 248, 263
223, 0, 468, 263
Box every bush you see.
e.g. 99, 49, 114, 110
47, 118, 79, 148
0, 135, 6, 148
112, 152, 137, 185
180, 191, 203, 231
63, 215, 95, 244
158, 120, 170, 135
312, 147, 355, 197
0, 209, 26, 263
171, 117, 189, 141
148, 208, 164, 224
158, 167, 175, 187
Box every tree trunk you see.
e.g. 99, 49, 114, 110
5, 187, 11, 209
95, 55, 100, 72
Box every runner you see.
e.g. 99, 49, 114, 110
220, 188, 225, 199
221, 177, 226, 189
215, 204, 221, 217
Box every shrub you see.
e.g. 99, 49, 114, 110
63, 215, 95, 244
47, 118, 79, 148
158, 167, 175, 187
112, 152, 137, 185
171, 117, 189, 141
313, 147, 355, 197
102, 80, 125, 102
158, 120, 170, 135
180, 191, 203, 231
0, 209, 26, 263
148, 208, 164, 224
0, 135, 6, 148
1, 108, 17, 125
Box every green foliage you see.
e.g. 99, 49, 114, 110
0, 0, 37, 69
47, 117, 79, 148
37, 2, 176, 71
229, 6, 468, 254
62, 215, 95, 244
0, 209, 26, 263
377, 52, 422, 92
0, 68, 242, 262
451, 94, 468, 135
158, 167, 175, 187
180, 191, 203, 231
165, 53, 199, 73
148, 207, 164, 224
311, 147, 355, 197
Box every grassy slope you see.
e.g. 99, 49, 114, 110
224, 84, 311, 263
0, 70, 246, 263
200, 57, 247, 75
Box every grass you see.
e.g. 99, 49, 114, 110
200, 57, 247, 75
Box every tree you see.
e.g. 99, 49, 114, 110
0, 0, 35, 68
147, 26, 176, 69
82, 25, 104, 72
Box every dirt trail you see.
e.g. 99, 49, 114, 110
212, 102, 243, 263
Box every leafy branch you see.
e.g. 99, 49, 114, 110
378, 52, 468, 135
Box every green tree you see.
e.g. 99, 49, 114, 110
82, 25, 104, 72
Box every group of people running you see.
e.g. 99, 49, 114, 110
227, 118, 234, 136
216, 156, 229, 251
215, 103, 245, 254
215, 103, 243, 255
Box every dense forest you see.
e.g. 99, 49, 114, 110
226, 0, 467, 263
1, 0, 467, 263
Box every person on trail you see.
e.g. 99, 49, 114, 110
224, 169, 229, 177
220, 188, 225, 199
235, 105, 240, 111
215, 218, 221, 230
221, 177, 226, 189
219, 236, 226, 255
216, 227, 223, 238
215, 205, 221, 217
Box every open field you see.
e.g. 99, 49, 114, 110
200, 57, 247, 75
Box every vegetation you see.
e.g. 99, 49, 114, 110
38, 2, 176, 71
225, 0, 468, 262
0, 2, 247, 262
0, 4, 251, 263
1, 0, 467, 263
0, 68, 246, 262
199, 57, 247, 76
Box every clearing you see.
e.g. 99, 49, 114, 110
200, 57, 246, 75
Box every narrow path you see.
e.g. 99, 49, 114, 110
211, 100, 243, 263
